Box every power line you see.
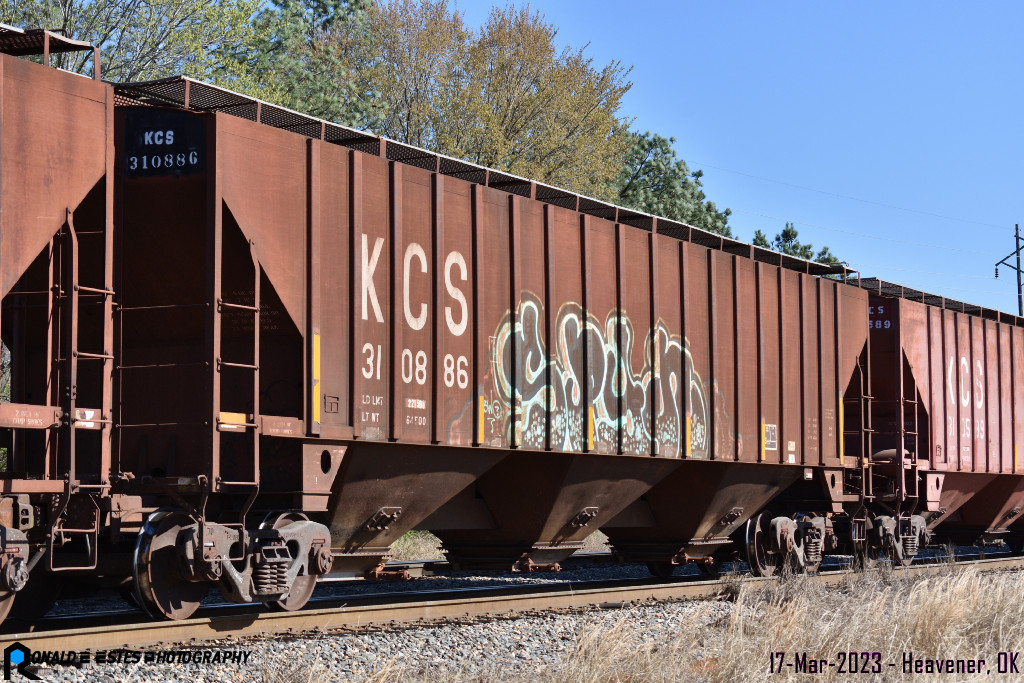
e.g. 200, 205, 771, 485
694, 160, 1007, 231
731, 208, 997, 257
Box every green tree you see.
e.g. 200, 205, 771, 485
753, 222, 839, 264
613, 131, 732, 237
0, 0, 265, 82
240, 0, 376, 126
338, 0, 469, 144
331, 0, 632, 199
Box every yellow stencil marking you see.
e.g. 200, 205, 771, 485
760, 422, 766, 462
587, 406, 595, 451
217, 412, 251, 432
312, 331, 322, 425
686, 415, 692, 458
478, 396, 486, 445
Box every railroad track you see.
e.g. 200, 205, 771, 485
6, 554, 1023, 652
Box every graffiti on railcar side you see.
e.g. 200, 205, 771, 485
477, 293, 711, 457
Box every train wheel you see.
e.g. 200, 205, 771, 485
134, 510, 208, 620
745, 512, 778, 577
261, 512, 317, 611
645, 561, 676, 579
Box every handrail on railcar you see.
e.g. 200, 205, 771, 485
111, 75, 857, 282
849, 276, 1024, 326
0, 23, 100, 80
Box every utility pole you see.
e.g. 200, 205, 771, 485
995, 224, 1024, 316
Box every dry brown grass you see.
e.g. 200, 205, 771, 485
580, 530, 610, 553
710, 565, 1024, 682
388, 531, 608, 561
389, 530, 444, 560
283, 565, 1024, 682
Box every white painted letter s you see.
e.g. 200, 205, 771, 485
444, 250, 468, 337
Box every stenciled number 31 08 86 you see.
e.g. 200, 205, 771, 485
128, 151, 199, 171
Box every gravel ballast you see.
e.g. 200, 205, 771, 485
32, 598, 733, 682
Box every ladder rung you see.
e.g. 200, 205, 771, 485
118, 361, 208, 370
218, 300, 259, 313
73, 351, 114, 360
118, 303, 208, 312
74, 284, 115, 296
218, 360, 258, 371
73, 417, 111, 426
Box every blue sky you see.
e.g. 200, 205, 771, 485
457, 1, 1024, 314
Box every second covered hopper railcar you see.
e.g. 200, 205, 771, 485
859, 280, 1024, 557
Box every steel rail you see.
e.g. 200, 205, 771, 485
8, 555, 1023, 651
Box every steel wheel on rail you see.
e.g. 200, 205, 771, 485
260, 512, 317, 611
745, 512, 778, 577
133, 510, 208, 620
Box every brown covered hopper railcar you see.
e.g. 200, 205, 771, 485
109, 74, 875, 585
0, 32, 1005, 625
858, 279, 1024, 556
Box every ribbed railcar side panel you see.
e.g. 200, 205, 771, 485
654, 235, 683, 459
620, 229, 653, 456
436, 176, 475, 447
313, 143, 351, 438
757, 264, 782, 464
474, 186, 511, 449
585, 218, 619, 455
350, 153, 391, 440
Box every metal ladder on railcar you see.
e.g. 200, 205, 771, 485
46, 209, 114, 571
895, 365, 921, 537
212, 238, 261, 492
842, 353, 873, 545
867, 352, 922, 553
199, 238, 263, 559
